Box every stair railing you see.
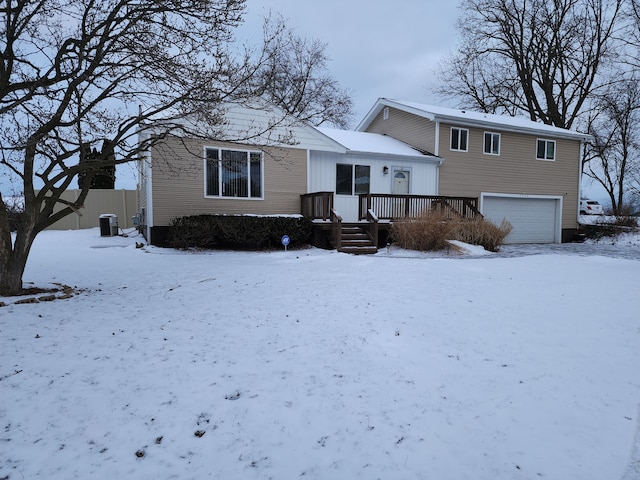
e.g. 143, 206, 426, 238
366, 208, 379, 247
330, 208, 342, 250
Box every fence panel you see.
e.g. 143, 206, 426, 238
39, 189, 138, 230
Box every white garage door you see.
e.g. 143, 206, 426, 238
482, 196, 560, 244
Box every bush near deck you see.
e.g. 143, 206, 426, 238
168, 215, 313, 250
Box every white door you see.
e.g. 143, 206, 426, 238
482, 196, 560, 244
392, 170, 410, 194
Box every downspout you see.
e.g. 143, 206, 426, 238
306, 149, 311, 193
138, 132, 153, 243
434, 121, 441, 194
145, 148, 153, 243
577, 138, 587, 229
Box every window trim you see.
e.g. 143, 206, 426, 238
483, 131, 501, 156
335, 163, 371, 196
536, 139, 556, 161
450, 127, 469, 152
203, 146, 264, 199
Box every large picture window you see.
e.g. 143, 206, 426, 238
205, 148, 263, 198
336, 163, 370, 195
536, 139, 556, 161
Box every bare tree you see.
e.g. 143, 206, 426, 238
0, 0, 352, 296
247, 15, 353, 129
584, 78, 640, 213
437, 0, 623, 129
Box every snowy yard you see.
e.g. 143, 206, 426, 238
1, 229, 640, 479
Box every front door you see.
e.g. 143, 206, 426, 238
392, 170, 410, 194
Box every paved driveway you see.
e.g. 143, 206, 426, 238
495, 238, 640, 261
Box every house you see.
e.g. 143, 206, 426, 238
138, 99, 590, 248
138, 102, 442, 247
358, 99, 591, 243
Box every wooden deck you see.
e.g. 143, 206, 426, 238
301, 192, 481, 254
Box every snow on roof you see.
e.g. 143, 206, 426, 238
317, 127, 433, 158
358, 98, 592, 141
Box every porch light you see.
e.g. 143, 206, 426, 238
383, 166, 389, 174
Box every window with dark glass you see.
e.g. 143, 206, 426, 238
336, 164, 370, 195
536, 139, 556, 160
205, 148, 262, 198
484, 132, 500, 155
451, 127, 468, 151
354, 165, 370, 194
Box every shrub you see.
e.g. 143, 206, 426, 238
583, 215, 638, 240
390, 210, 512, 252
167, 214, 313, 250
390, 210, 460, 251
455, 217, 513, 252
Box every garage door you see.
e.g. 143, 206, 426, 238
482, 196, 560, 244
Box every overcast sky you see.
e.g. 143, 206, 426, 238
239, 0, 463, 125
2, 2, 464, 193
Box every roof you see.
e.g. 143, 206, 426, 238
142, 100, 347, 154
316, 127, 435, 158
357, 98, 592, 141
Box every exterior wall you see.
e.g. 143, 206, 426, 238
309, 150, 439, 221
150, 135, 308, 227
363, 110, 582, 231
42, 189, 138, 230
137, 149, 149, 231
366, 107, 437, 154
435, 123, 581, 230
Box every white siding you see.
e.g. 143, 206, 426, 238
309, 150, 439, 222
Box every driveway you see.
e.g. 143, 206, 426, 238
495, 238, 640, 261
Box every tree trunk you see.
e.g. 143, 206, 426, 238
0, 210, 37, 297
0, 250, 30, 296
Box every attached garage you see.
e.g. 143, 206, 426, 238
481, 194, 562, 244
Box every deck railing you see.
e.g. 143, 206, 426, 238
359, 194, 481, 220
300, 192, 333, 221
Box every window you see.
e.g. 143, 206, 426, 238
336, 164, 370, 195
536, 139, 556, 161
205, 148, 263, 198
383, 107, 389, 120
483, 132, 500, 155
450, 127, 468, 151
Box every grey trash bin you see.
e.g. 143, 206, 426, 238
99, 214, 118, 237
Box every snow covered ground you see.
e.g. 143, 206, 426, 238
1, 229, 639, 480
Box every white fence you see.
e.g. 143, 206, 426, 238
42, 189, 138, 230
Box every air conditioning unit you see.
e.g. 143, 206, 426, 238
99, 214, 119, 236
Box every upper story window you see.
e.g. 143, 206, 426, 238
205, 147, 263, 198
336, 163, 370, 195
450, 127, 468, 151
483, 132, 501, 155
536, 139, 556, 161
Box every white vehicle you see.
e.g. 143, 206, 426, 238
580, 199, 603, 215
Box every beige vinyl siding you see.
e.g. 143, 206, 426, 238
436, 123, 581, 229
151, 136, 307, 226
366, 108, 436, 154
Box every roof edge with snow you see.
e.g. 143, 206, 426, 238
357, 98, 592, 142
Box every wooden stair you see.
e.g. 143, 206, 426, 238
337, 226, 378, 254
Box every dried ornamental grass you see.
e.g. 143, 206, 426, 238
391, 210, 512, 252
